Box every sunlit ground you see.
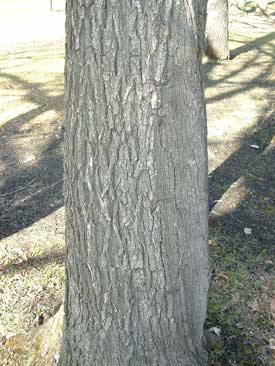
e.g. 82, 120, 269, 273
0, 0, 65, 49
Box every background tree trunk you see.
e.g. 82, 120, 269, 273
194, 1, 208, 60
205, 0, 230, 60
60, 1, 209, 365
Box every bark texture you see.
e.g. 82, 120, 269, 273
60, 1, 209, 365
194, 1, 208, 60
205, 0, 229, 60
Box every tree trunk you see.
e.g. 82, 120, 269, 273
59, 1, 209, 365
194, 1, 209, 60
205, 0, 230, 60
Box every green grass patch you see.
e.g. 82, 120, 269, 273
207, 227, 274, 366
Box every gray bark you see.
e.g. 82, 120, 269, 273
205, 0, 229, 60
193, 1, 208, 60
60, 1, 209, 365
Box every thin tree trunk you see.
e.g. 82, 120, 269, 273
205, 0, 230, 60
194, 1, 208, 60
60, 1, 209, 365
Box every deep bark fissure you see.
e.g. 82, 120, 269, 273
60, 1, 209, 365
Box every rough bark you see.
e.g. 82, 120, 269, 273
194, 1, 208, 60
60, 1, 209, 365
205, 0, 229, 60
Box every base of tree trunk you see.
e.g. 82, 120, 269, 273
204, 48, 230, 61
205, 0, 230, 60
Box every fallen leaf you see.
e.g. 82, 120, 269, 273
244, 227, 252, 235
270, 297, 275, 317
231, 292, 241, 305
250, 144, 260, 149
214, 272, 228, 281
249, 298, 259, 312
269, 338, 275, 350
209, 327, 221, 337
54, 353, 60, 365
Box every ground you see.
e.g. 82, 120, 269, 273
0, 1, 274, 365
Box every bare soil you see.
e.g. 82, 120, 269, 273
0, 2, 274, 365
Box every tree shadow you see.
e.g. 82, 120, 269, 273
0, 249, 64, 276
202, 14, 275, 253
203, 33, 274, 100
230, 32, 275, 58
0, 55, 64, 239
202, 20, 275, 364
208, 111, 275, 251
206, 121, 275, 365
208, 110, 274, 204
202, 33, 274, 109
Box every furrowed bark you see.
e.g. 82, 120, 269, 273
60, 1, 209, 365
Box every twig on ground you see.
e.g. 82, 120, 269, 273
46, 179, 63, 190
0, 179, 36, 198
0, 179, 64, 199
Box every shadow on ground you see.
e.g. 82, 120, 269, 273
231, 32, 275, 58
209, 111, 275, 251
202, 15, 275, 365
0, 54, 64, 239
202, 20, 275, 253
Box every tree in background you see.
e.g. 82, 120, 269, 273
205, 0, 230, 60
59, 1, 209, 365
234, 0, 246, 11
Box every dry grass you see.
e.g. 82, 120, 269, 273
0, 39, 65, 365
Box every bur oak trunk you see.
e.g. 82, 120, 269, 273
206, 0, 229, 60
60, 1, 209, 365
